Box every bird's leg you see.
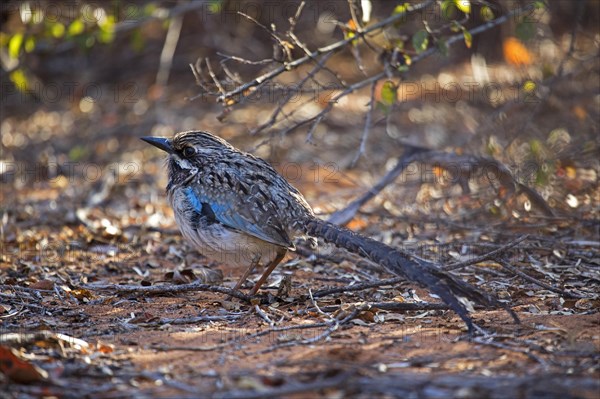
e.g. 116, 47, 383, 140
249, 248, 287, 295
232, 254, 261, 292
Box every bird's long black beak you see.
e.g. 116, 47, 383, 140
141, 136, 173, 154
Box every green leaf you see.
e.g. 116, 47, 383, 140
393, 3, 410, 15
523, 80, 536, 93
130, 29, 145, 53
535, 163, 551, 186
441, 0, 458, 20
380, 81, 398, 107
51, 22, 65, 38
69, 145, 90, 162
68, 19, 85, 36
9, 69, 29, 91
392, 3, 410, 26
98, 15, 116, 44
24, 36, 35, 53
345, 29, 356, 44
437, 39, 449, 56
8, 33, 23, 59
480, 5, 495, 21
529, 139, 543, 158
144, 3, 158, 16
463, 29, 472, 48
454, 0, 471, 14
209, 0, 223, 14
412, 30, 428, 54
516, 21, 536, 42
85, 36, 96, 48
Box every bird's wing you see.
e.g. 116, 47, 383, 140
184, 185, 293, 249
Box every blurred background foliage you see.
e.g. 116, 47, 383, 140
0, 0, 598, 219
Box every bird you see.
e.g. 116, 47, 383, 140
141, 130, 518, 333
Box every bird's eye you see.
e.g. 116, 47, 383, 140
182, 146, 196, 157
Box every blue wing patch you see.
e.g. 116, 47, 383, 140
184, 186, 292, 248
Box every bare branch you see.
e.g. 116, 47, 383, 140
216, 0, 435, 103
351, 80, 378, 166
444, 235, 530, 271
497, 259, 585, 299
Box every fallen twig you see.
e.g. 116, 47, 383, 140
444, 235, 529, 271
83, 281, 252, 301
312, 277, 405, 298
497, 259, 584, 299
328, 147, 428, 225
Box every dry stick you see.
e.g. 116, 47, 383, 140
237, 11, 292, 61
351, 80, 378, 166
151, 319, 333, 353
423, 151, 553, 216
83, 281, 252, 301
286, 2, 346, 87
154, 303, 371, 354
189, 59, 214, 95
252, 303, 372, 354
328, 147, 426, 225
217, 52, 274, 66
317, 302, 450, 312
249, 51, 336, 136
0, 331, 89, 348
497, 259, 584, 299
0, 284, 54, 293
149, 300, 449, 354
216, 0, 435, 103
444, 235, 530, 271
133, 314, 242, 327
156, 14, 183, 87
228, 1, 537, 137
330, 147, 554, 226
254, 304, 275, 326
472, 336, 549, 368
312, 277, 405, 298
205, 58, 227, 97
287, 1, 311, 55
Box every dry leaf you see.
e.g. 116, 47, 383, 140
0, 346, 49, 383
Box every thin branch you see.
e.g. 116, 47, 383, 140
205, 58, 226, 96
237, 11, 292, 62
497, 259, 585, 299
217, 52, 274, 66
312, 277, 405, 298
254, 304, 275, 326
156, 15, 183, 87
249, 52, 336, 135
351, 80, 378, 166
252, 303, 371, 354
444, 235, 530, 271
216, 0, 435, 103
275, 2, 540, 138
83, 281, 252, 301
328, 146, 427, 225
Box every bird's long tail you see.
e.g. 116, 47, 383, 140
303, 218, 519, 332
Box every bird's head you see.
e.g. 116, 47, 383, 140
141, 130, 235, 183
